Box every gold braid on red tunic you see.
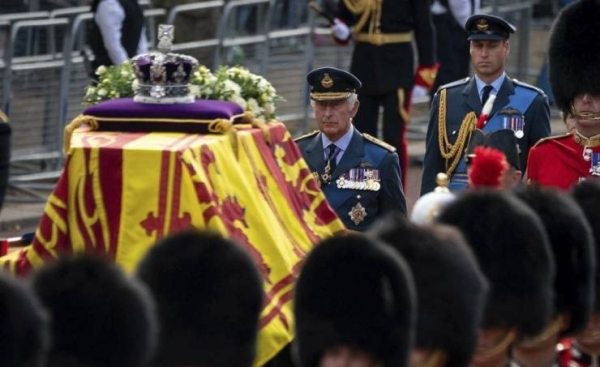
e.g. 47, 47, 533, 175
437, 88, 478, 176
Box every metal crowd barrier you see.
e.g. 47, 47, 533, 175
0, 0, 533, 203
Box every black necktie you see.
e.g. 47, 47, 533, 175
481, 85, 493, 106
326, 144, 338, 173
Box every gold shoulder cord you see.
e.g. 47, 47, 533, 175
343, 0, 377, 34
437, 88, 477, 176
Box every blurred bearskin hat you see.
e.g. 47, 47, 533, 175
571, 180, 600, 312
515, 186, 595, 336
31, 255, 157, 367
436, 190, 555, 337
0, 271, 48, 367
549, 0, 600, 112
293, 233, 416, 367
136, 228, 264, 367
371, 213, 489, 367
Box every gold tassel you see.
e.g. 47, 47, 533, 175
63, 115, 98, 155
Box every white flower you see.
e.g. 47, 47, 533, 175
223, 79, 242, 95
95, 65, 107, 76
247, 98, 260, 116
263, 102, 275, 115
230, 94, 247, 110
85, 86, 96, 97
132, 79, 139, 92
121, 68, 131, 78
189, 85, 200, 97
97, 88, 107, 96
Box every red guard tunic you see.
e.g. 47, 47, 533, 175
527, 134, 600, 190
557, 339, 600, 367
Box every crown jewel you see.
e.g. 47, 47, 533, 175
131, 24, 199, 104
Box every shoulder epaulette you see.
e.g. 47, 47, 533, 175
512, 79, 544, 95
294, 130, 319, 142
362, 133, 396, 152
533, 133, 572, 147
439, 77, 470, 90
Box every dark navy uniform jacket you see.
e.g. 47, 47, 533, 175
336, 0, 436, 95
295, 128, 407, 231
420, 76, 551, 194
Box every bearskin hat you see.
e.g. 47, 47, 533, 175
371, 213, 488, 367
0, 271, 48, 367
293, 233, 416, 367
136, 228, 264, 367
549, 0, 600, 112
515, 186, 595, 336
436, 190, 555, 337
31, 255, 157, 367
571, 180, 600, 311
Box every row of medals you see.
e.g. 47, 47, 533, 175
318, 163, 381, 191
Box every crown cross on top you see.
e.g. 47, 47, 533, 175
157, 24, 174, 54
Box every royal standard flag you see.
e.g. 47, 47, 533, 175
0, 119, 345, 366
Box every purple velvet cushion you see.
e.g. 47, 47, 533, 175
84, 98, 244, 120
81, 98, 246, 134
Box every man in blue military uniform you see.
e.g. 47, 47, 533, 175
420, 14, 551, 194
295, 67, 407, 231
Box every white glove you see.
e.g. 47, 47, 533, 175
411, 85, 429, 100
331, 18, 350, 41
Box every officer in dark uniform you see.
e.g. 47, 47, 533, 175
436, 190, 555, 367
421, 14, 551, 194
527, 0, 600, 190
371, 213, 489, 367
512, 186, 595, 367
295, 67, 407, 232
293, 233, 415, 367
330, 0, 439, 189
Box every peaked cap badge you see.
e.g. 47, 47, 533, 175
476, 19, 489, 31
321, 73, 334, 89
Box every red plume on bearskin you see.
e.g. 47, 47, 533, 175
468, 146, 508, 189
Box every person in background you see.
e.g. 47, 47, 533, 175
293, 233, 416, 367
526, 0, 600, 190
88, 0, 148, 74
466, 129, 523, 190
421, 14, 550, 194
30, 255, 157, 367
330, 0, 439, 189
0, 270, 49, 367
136, 228, 264, 367
371, 213, 489, 367
429, 0, 480, 95
512, 186, 595, 367
295, 67, 407, 231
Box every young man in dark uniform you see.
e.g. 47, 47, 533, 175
330, 0, 439, 188
421, 14, 550, 194
295, 67, 406, 232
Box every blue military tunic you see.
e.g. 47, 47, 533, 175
420, 76, 551, 194
295, 128, 407, 231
